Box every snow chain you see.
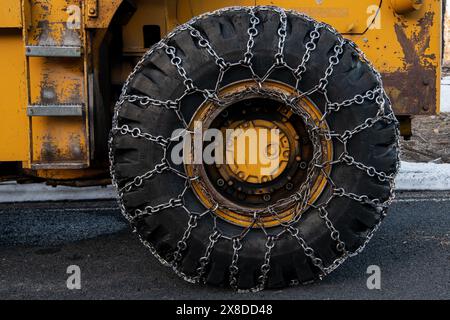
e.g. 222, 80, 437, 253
109, 6, 400, 292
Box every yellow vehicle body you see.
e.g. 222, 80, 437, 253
0, 0, 443, 182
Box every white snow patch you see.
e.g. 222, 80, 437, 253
396, 161, 450, 191
0, 181, 116, 203
441, 76, 450, 112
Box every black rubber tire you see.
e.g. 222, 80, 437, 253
110, 7, 399, 290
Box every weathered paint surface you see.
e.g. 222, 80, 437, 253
85, 0, 123, 29
175, 0, 442, 115
24, 0, 89, 172
382, 11, 439, 114
0, 0, 443, 179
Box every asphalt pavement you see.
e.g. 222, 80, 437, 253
0, 191, 449, 300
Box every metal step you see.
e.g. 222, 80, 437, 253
25, 46, 82, 58
27, 105, 83, 117
31, 161, 89, 170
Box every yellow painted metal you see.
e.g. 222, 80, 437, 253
85, 0, 122, 29
172, 0, 442, 115
225, 119, 291, 184
358, 0, 441, 115
391, 0, 424, 14
23, 0, 90, 174
0, 0, 442, 181
176, 0, 381, 34
86, 0, 99, 18
121, 0, 168, 55
0, 29, 29, 162
0, 0, 22, 28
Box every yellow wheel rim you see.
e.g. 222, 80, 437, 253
185, 80, 333, 228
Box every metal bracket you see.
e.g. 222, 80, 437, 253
25, 46, 82, 58
86, 0, 99, 18
27, 105, 83, 117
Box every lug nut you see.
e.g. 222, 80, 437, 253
263, 194, 271, 202
217, 179, 225, 187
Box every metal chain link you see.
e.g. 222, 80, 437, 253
229, 237, 243, 290
318, 207, 347, 253
256, 236, 276, 290
293, 24, 322, 89
196, 230, 221, 283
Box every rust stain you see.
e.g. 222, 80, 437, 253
67, 133, 85, 160
31, 0, 82, 46
40, 135, 61, 162
382, 12, 437, 115
40, 132, 85, 162
39, 67, 83, 104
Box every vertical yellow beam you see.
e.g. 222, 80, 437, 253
0, 28, 29, 162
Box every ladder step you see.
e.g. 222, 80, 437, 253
31, 162, 88, 170
27, 105, 83, 117
26, 46, 82, 58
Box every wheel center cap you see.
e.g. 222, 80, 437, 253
225, 119, 291, 184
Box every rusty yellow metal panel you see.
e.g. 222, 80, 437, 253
262, 0, 441, 115
25, 0, 82, 47
258, 0, 383, 34
171, 0, 382, 34
0, 0, 22, 28
0, 29, 29, 161
173, 0, 442, 115
28, 58, 88, 168
28, 59, 85, 105
174, 0, 255, 24
85, 0, 123, 29
30, 117, 88, 168
0, 0, 443, 180
23, 0, 90, 170
365, 0, 442, 115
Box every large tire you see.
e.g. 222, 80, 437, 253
110, 6, 400, 291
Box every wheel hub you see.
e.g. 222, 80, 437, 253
224, 119, 291, 184
184, 80, 333, 228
